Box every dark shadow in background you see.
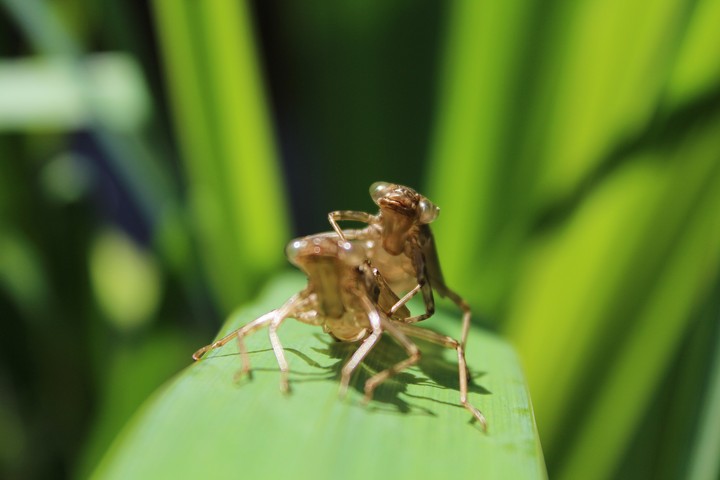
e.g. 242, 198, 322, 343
533, 87, 720, 235
252, 1, 447, 236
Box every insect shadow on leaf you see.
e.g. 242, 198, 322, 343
193, 230, 487, 429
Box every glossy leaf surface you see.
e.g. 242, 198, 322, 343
93, 273, 545, 480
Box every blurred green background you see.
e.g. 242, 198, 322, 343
1, 0, 719, 479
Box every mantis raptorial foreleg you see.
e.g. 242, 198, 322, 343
328, 210, 377, 242
338, 292, 384, 398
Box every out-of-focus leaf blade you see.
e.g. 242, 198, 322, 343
427, 0, 535, 312
429, 2, 720, 476
92, 273, 545, 480
76, 331, 193, 480
533, 0, 689, 202
0, 54, 149, 131
506, 111, 720, 462
686, 312, 720, 480
619, 291, 720, 479
3, 0, 184, 235
666, 0, 720, 107
557, 161, 720, 480
151, 0, 289, 311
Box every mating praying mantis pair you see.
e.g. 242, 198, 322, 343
192, 182, 486, 429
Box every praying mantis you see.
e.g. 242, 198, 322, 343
192, 233, 486, 428
329, 182, 473, 349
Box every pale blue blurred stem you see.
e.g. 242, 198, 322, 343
2, 0, 177, 229
687, 305, 720, 480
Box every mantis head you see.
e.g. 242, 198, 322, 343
369, 182, 440, 255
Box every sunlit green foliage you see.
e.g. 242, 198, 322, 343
1, 0, 719, 479
93, 274, 545, 480
429, 1, 720, 478
152, 0, 288, 311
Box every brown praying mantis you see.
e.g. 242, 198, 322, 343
192, 233, 487, 429
328, 182, 473, 349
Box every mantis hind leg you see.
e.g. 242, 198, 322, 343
420, 228, 473, 348
436, 286, 472, 350
393, 322, 487, 431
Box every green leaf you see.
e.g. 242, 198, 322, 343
666, 0, 720, 107
75, 330, 194, 480
91, 273, 546, 480
427, 0, 720, 476
686, 313, 720, 480
506, 109, 720, 475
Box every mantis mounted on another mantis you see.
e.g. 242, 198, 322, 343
329, 182, 473, 349
192, 233, 486, 428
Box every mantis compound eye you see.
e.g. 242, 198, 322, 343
369, 181, 392, 205
417, 198, 440, 224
